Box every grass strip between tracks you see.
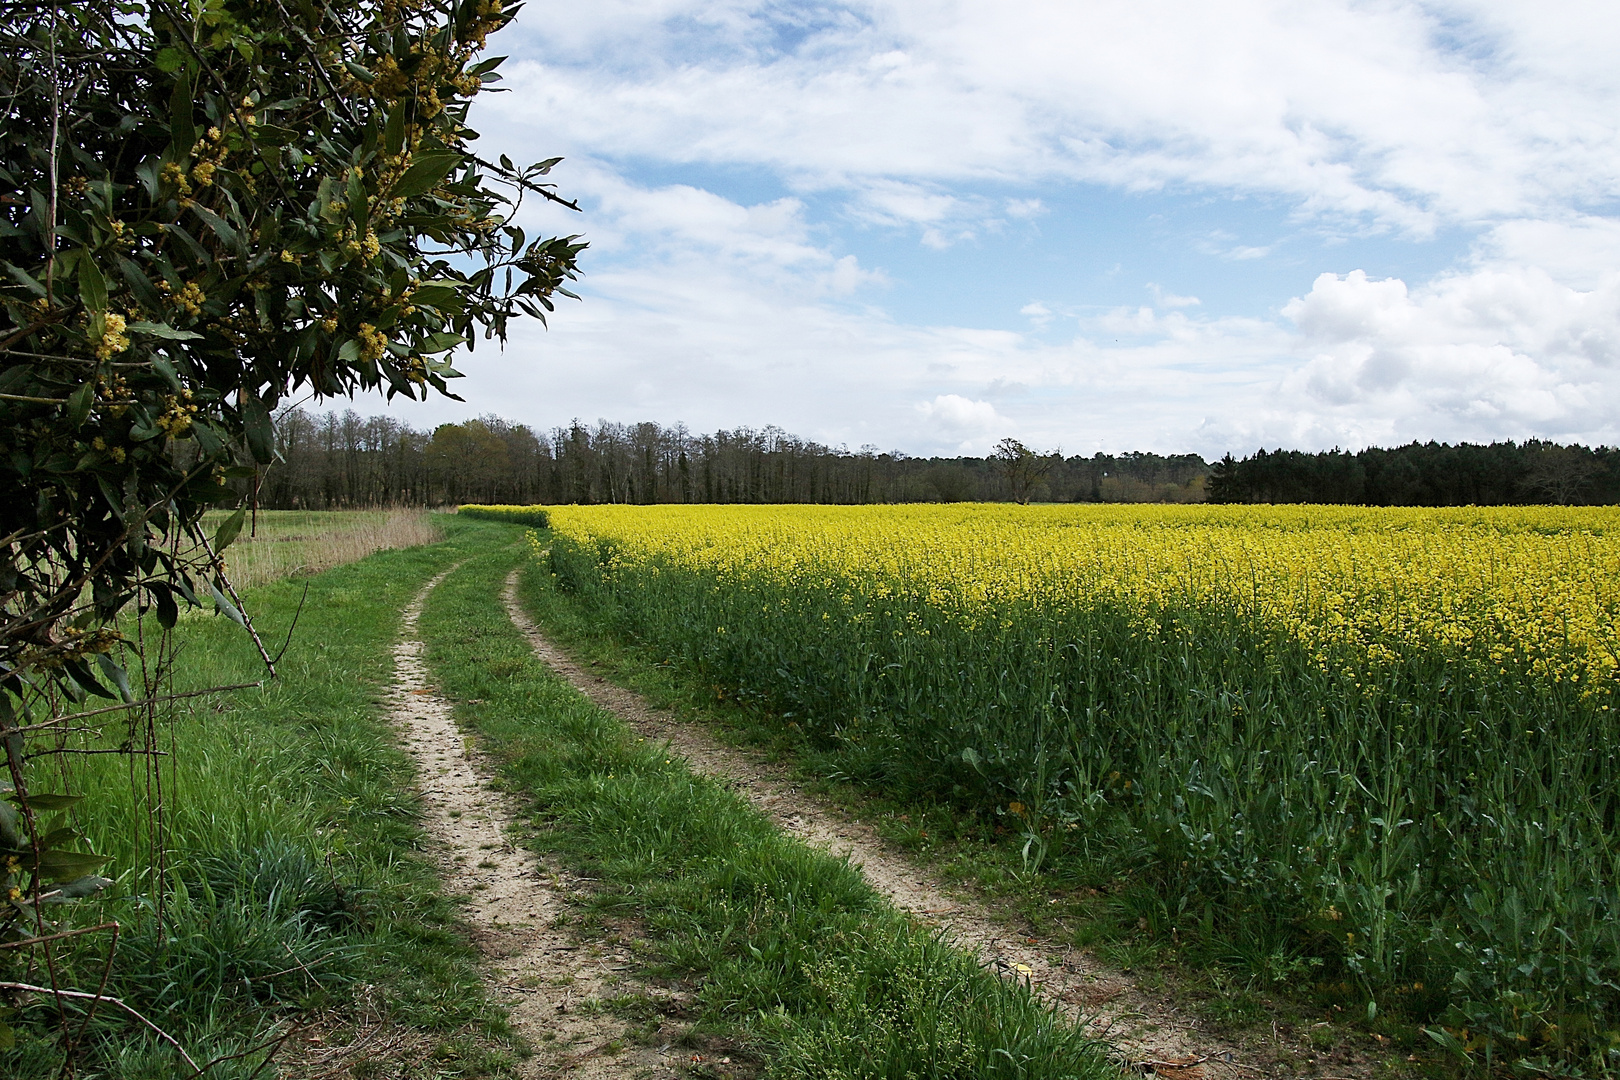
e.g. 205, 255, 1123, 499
420, 542, 1120, 1080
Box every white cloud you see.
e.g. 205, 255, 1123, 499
1281, 267, 1620, 439
490, 0, 1620, 235
1148, 284, 1201, 309
916, 393, 1001, 436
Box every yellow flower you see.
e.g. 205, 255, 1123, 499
95, 311, 130, 359
357, 322, 389, 363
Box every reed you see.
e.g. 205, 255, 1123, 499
199, 508, 441, 589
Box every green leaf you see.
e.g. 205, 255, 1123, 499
151, 356, 183, 391
38, 826, 80, 850
33, 849, 112, 884
151, 583, 179, 629
250, 124, 298, 146
64, 658, 116, 700
117, 254, 165, 311
47, 874, 114, 901
417, 331, 466, 353
95, 653, 135, 704
154, 46, 184, 73
384, 106, 406, 157
189, 202, 244, 254
409, 282, 461, 310
78, 255, 108, 313
128, 321, 203, 341
241, 391, 273, 464
209, 582, 246, 626
65, 381, 93, 429
169, 72, 196, 153
3, 261, 47, 297
16, 794, 85, 813
391, 151, 462, 199
214, 504, 247, 553
0, 799, 24, 849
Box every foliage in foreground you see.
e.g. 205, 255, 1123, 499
1, 521, 510, 1077
0, 0, 579, 1038
535, 502, 1620, 1076
421, 546, 1116, 1080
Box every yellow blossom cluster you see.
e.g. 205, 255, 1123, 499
155, 389, 198, 436
95, 312, 130, 359
357, 322, 389, 363
159, 280, 206, 318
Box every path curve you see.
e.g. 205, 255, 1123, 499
501, 571, 1294, 1080
389, 566, 684, 1079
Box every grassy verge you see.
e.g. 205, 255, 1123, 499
418, 542, 1119, 1080
2, 515, 514, 1078
513, 529, 1438, 1078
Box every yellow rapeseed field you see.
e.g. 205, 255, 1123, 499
476, 501, 1620, 1062
541, 503, 1620, 695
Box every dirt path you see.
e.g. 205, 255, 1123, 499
382, 568, 687, 1079
502, 572, 1347, 1080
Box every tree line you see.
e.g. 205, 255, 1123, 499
1205, 441, 1620, 505
256, 410, 1210, 507
254, 409, 1619, 508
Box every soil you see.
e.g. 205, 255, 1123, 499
502, 571, 1397, 1080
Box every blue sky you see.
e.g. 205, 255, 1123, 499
362, 0, 1620, 457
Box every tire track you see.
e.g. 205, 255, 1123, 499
386, 566, 685, 1079
502, 570, 1306, 1080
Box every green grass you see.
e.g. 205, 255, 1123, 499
2, 515, 516, 1078
418, 542, 1120, 1080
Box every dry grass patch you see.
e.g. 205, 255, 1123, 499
201, 509, 441, 588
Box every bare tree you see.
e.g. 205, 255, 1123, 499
1523, 444, 1601, 505
993, 438, 1059, 505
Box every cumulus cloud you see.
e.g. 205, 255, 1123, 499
1283, 267, 1620, 438
917, 393, 1000, 432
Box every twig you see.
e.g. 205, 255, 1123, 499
269, 582, 310, 667
194, 1024, 299, 1078
469, 153, 582, 211
246, 946, 333, 983
9, 682, 265, 735
1135, 1056, 1210, 1071
0, 921, 119, 951
198, 533, 276, 678
68, 922, 122, 1075
0, 982, 201, 1074
25, 747, 171, 760
0, 392, 72, 404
